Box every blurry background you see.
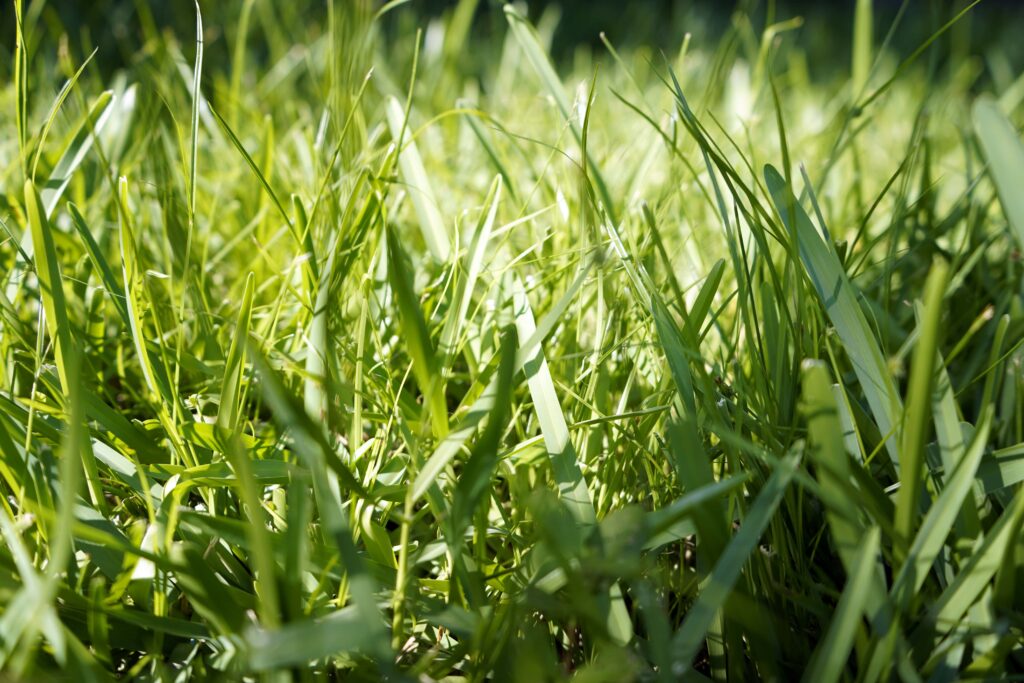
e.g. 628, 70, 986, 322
2, 0, 1024, 85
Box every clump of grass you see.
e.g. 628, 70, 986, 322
2, 0, 1024, 680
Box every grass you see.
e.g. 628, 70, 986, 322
1, 0, 1024, 679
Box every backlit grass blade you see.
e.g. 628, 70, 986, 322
24, 180, 105, 510
386, 225, 449, 438
67, 203, 130, 327
117, 177, 175, 407
894, 260, 949, 547
512, 276, 594, 527
305, 241, 337, 430
503, 3, 616, 223
5, 91, 114, 305
40, 90, 113, 217
386, 96, 451, 262
439, 174, 501, 368
974, 97, 1024, 246
765, 165, 903, 466
29, 48, 98, 182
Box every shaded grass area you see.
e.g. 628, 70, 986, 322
2, 0, 1024, 680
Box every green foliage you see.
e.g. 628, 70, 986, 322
1, 0, 1023, 680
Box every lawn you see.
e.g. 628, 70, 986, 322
2, 0, 1024, 679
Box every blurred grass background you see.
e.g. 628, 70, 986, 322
3, 1, 1024, 79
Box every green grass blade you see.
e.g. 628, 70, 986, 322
917, 488, 1024, 642
503, 3, 616, 223
891, 406, 994, 608
449, 326, 516, 544
217, 272, 254, 432
386, 225, 449, 438
671, 454, 799, 671
512, 276, 595, 526
894, 260, 949, 547
803, 527, 881, 683
386, 96, 451, 263
852, 0, 873, 95
245, 606, 377, 671
765, 165, 903, 467
24, 180, 105, 510
974, 97, 1024, 246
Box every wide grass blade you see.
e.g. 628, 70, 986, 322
894, 260, 949, 546
974, 97, 1024, 246
386, 225, 449, 438
386, 97, 451, 262
765, 165, 903, 466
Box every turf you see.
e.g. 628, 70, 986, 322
2, 0, 1024, 680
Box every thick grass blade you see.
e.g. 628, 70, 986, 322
25, 180, 105, 510
386, 96, 451, 262
512, 276, 594, 526
894, 405, 993, 602
894, 260, 949, 548
852, 0, 873, 95
386, 225, 449, 438
245, 606, 377, 671
802, 362, 884, 598
973, 97, 1024, 246
915, 488, 1024, 643
765, 165, 903, 466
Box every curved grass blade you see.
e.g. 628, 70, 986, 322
765, 165, 903, 467
974, 97, 1024, 246
512, 276, 594, 526
24, 180, 105, 511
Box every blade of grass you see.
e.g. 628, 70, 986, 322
671, 454, 800, 672
974, 97, 1024, 247
894, 260, 949, 552
803, 527, 881, 683
765, 164, 903, 467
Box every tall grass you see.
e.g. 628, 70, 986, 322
1, 0, 1024, 680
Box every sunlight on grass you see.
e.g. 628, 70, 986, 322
1, 0, 1024, 679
